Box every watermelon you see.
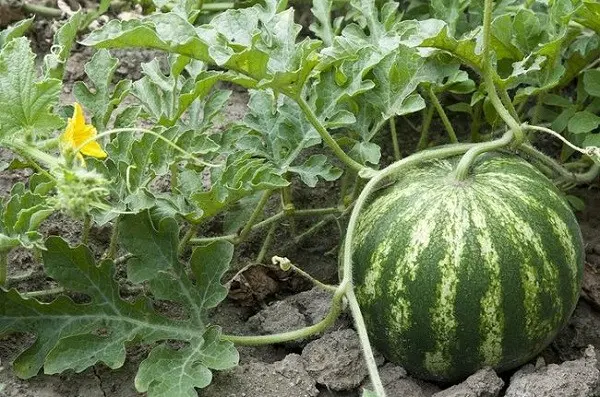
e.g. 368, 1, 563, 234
352, 152, 584, 382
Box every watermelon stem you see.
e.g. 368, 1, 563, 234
454, 131, 515, 180
221, 279, 349, 345
294, 95, 372, 175
346, 287, 388, 397
428, 86, 459, 145
518, 143, 600, 184
416, 105, 435, 151
480, 0, 524, 145
522, 124, 600, 164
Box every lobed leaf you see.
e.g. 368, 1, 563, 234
0, 38, 63, 139
0, 235, 238, 394
118, 212, 179, 283
44, 11, 85, 80
0, 18, 33, 48
74, 49, 131, 130
289, 154, 342, 187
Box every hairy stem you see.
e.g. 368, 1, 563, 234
499, 87, 520, 122
170, 162, 179, 190
237, 190, 273, 243
454, 131, 514, 180
76, 128, 220, 168
106, 221, 119, 260
256, 223, 277, 263
294, 96, 368, 174
0, 252, 7, 287
347, 288, 386, 397
178, 224, 199, 255
280, 185, 297, 235
428, 87, 458, 144
22, 2, 62, 17
518, 144, 600, 184
272, 256, 338, 292
417, 105, 435, 151
390, 117, 401, 160
481, 0, 524, 144
221, 282, 347, 345
189, 207, 341, 245
471, 101, 483, 142
521, 124, 600, 159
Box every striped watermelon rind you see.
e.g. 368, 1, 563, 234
352, 152, 584, 381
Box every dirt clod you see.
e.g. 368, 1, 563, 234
246, 287, 350, 341
505, 345, 600, 397
301, 329, 384, 391
433, 368, 503, 397
200, 353, 318, 397
362, 363, 440, 397
247, 299, 306, 335
553, 301, 600, 361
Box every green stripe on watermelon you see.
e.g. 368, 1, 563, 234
352, 152, 584, 382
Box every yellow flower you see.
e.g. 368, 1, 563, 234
60, 103, 107, 163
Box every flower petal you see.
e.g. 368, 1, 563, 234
72, 103, 87, 129
80, 141, 107, 159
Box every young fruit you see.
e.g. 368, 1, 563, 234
352, 153, 584, 381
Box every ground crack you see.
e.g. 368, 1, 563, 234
92, 366, 108, 397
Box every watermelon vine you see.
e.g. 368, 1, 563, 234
1, 0, 599, 396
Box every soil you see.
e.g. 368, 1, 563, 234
2, 7, 600, 397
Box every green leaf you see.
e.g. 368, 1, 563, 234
0, 237, 238, 390
575, 0, 600, 35
44, 11, 84, 79
73, 49, 131, 130
243, 90, 321, 166
552, 106, 577, 133
82, 5, 320, 95
0, 38, 63, 139
190, 242, 233, 310
583, 133, 600, 148
430, 0, 469, 35
583, 69, 600, 98
512, 9, 543, 54
362, 389, 379, 397
567, 111, 600, 134
135, 327, 238, 397
0, 182, 54, 251
190, 153, 288, 219
543, 94, 573, 108
363, 47, 427, 120
223, 192, 262, 234
310, 0, 335, 46
118, 212, 179, 283
349, 141, 381, 165
289, 154, 343, 187
0, 18, 33, 48
401, 19, 483, 74
147, 239, 233, 325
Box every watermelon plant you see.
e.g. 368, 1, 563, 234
0, 0, 599, 396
